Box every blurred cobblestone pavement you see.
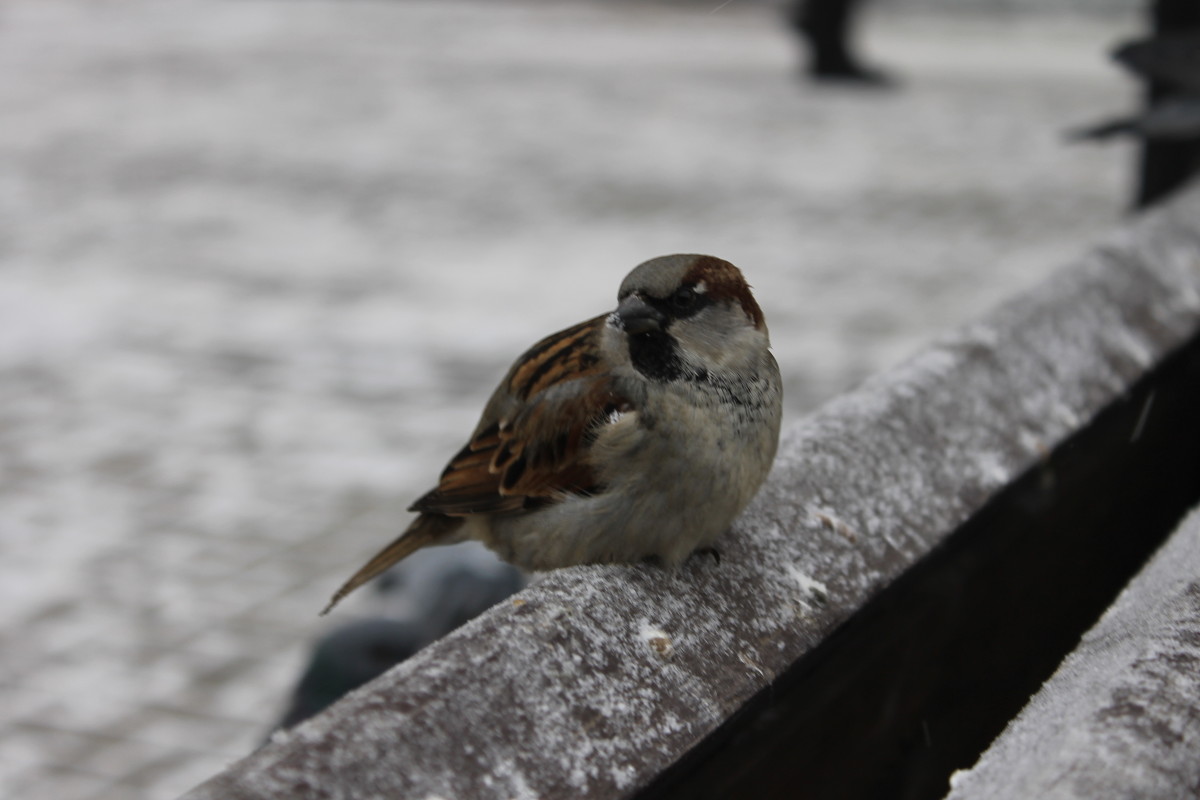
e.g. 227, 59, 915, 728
0, 1, 1139, 797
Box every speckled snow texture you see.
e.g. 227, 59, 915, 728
184, 186, 1200, 800
945, 503, 1200, 800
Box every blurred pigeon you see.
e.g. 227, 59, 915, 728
368, 541, 526, 631
272, 543, 525, 732
274, 617, 430, 731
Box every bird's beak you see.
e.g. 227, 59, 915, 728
615, 294, 666, 335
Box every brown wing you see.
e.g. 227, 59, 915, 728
409, 315, 636, 516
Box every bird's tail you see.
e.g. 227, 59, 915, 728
321, 514, 460, 615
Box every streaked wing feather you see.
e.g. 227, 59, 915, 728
410, 315, 631, 516
494, 377, 630, 497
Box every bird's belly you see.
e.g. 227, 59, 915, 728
480, 396, 776, 570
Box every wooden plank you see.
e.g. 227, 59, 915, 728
182, 184, 1200, 800
945, 504, 1200, 800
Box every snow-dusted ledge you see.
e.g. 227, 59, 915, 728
183, 184, 1200, 800
945, 502, 1200, 800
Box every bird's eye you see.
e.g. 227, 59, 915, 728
671, 287, 697, 311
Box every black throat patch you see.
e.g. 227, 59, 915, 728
627, 330, 685, 382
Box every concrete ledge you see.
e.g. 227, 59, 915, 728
945, 502, 1200, 800
183, 184, 1200, 800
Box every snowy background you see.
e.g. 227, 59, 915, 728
0, 0, 1143, 797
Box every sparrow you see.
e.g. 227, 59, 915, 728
323, 254, 783, 614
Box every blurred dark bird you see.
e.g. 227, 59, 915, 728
1070, 33, 1200, 142
371, 545, 526, 635
273, 544, 525, 732
274, 618, 428, 731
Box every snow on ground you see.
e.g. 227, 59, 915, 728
0, 0, 1138, 797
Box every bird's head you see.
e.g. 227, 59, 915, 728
609, 254, 769, 381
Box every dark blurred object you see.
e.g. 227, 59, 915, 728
1073, 0, 1200, 208
274, 544, 525, 732
784, 0, 893, 87
1071, 34, 1200, 142
1140, 0, 1200, 207
370, 542, 526, 635
1071, 94, 1200, 142
275, 618, 428, 730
